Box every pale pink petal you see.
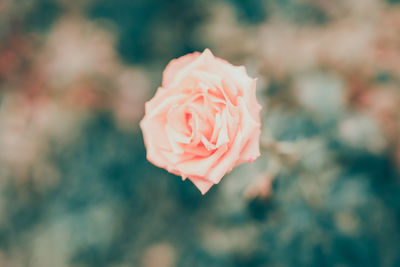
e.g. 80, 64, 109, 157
201, 134, 217, 150
238, 97, 260, 140
169, 49, 216, 88
221, 78, 239, 105
215, 108, 230, 147
162, 52, 201, 87
140, 118, 172, 168
176, 144, 228, 177
146, 94, 186, 119
238, 128, 261, 164
210, 113, 222, 143
188, 176, 215, 195
243, 79, 262, 121
207, 131, 244, 183
165, 124, 185, 154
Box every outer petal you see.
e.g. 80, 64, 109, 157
169, 49, 217, 88
140, 117, 171, 169
176, 144, 228, 178
238, 128, 261, 164
243, 79, 262, 122
162, 52, 201, 87
188, 176, 215, 195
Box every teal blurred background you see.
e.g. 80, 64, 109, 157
1, 0, 400, 266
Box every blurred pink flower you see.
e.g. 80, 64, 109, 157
140, 49, 262, 194
39, 16, 119, 89
0, 92, 74, 185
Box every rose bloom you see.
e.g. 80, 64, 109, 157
140, 49, 261, 194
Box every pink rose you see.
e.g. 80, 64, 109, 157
140, 49, 261, 194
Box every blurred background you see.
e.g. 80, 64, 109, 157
1, 0, 400, 266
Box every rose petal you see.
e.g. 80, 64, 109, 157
169, 49, 216, 88
165, 124, 185, 154
207, 130, 244, 183
140, 118, 172, 168
238, 97, 260, 140
188, 176, 214, 195
176, 144, 228, 178
146, 94, 186, 119
210, 113, 221, 143
243, 79, 262, 121
238, 128, 261, 163
162, 52, 201, 87
215, 108, 230, 147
